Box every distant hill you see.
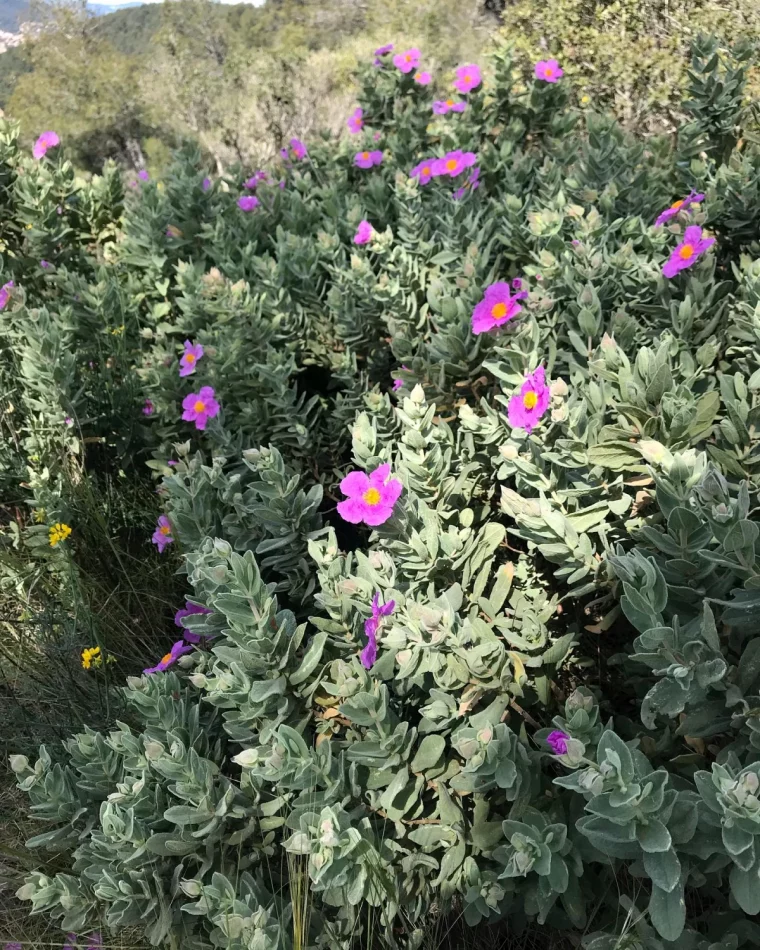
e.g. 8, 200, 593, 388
0, 0, 30, 33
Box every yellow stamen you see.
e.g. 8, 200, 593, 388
362, 151, 369, 159
678, 243, 694, 260
446, 99, 455, 107
671, 200, 684, 210
422, 166, 431, 176
445, 159, 458, 172
545, 67, 554, 77
491, 302, 507, 320
193, 400, 205, 412
160, 652, 172, 665
160, 525, 171, 535
464, 74, 471, 82
185, 353, 195, 363
363, 487, 381, 506
523, 391, 538, 410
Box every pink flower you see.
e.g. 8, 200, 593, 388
392, 366, 409, 392
355, 149, 383, 169
374, 43, 394, 56
361, 593, 395, 669
244, 171, 267, 189
143, 639, 192, 675
179, 340, 204, 377
393, 48, 421, 73
138, 169, 149, 181
507, 367, 551, 434
175, 601, 213, 643
432, 98, 467, 115
354, 220, 373, 245
0, 280, 14, 311
662, 225, 715, 278
238, 195, 259, 211
535, 59, 563, 83
654, 191, 705, 227
347, 107, 364, 134
373, 131, 382, 142
453, 63, 481, 93
151, 514, 174, 553
413, 70, 432, 85
202, 177, 212, 192
410, 159, 436, 185
40, 259, 51, 269
547, 730, 569, 754
142, 398, 154, 416
288, 138, 308, 160
432, 150, 477, 178
182, 386, 220, 430
471, 281, 527, 334
337, 463, 403, 526
33, 131, 60, 160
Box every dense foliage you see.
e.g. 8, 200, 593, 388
5, 30, 760, 950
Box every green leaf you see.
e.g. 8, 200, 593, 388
587, 441, 645, 472
730, 864, 760, 915
637, 818, 672, 853
643, 848, 681, 892
649, 881, 685, 941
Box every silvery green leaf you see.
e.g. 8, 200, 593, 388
643, 848, 681, 892
648, 880, 685, 941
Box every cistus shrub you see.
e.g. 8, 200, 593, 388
5, 31, 760, 950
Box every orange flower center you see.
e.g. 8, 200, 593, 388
193, 400, 206, 412
671, 199, 684, 210
362, 151, 369, 160
363, 487, 381, 506
185, 353, 195, 363
446, 99, 455, 107
545, 67, 554, 77
678, 243, 694, 260
405, 54, 411, 62
161, 652, 172, 665
446, 159, 458, 171
422, 165, 431, 175
464, 74, 471, 82
523, 391, 538, 410
160, 525, 171, 535
491, 302, 507, 320
415, 72, 422, 79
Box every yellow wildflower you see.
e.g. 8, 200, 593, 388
110, 325, 125, 336
33, 508, 46, 524
49, 522, 72, 546
81, 646, 101, 669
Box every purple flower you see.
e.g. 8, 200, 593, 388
355, 149, 383, 169
238, 195, 259, 211
0, 280, 14, 311
453, 63, 481, 93
142, 398, 154, 416
40, 259, 51, 269
244, 170, 268, 189
151, 514, 174, 553
413, 70, 432, 85
654, 191, 705, 227
432, 150, 477, 178
512, 277, 523, 290
143, 639, 192, 675
392, 378, 403, 392
361, 593, 395, 669
347, 107, 364, 134
393, 48, 421, 73
182, 386, 220, 430
547, 730, 569, 755
354, 220, 373, 245
284, 137, 307, 161
85, 933, 102, 950
179, 339, 204, 377
507, 367, 551, 434
337, 463, 403, 526
535, 59, 563, 83
373, 131, 382, 142
175, 601, 213, 643
410, 159, 436, 185
5, 943, 23, 950
167, 459, 177, 466
202, 177, 212, 192
471, 281, 527, 334
64, 416, 73, 426
432, 98, 467, 115
138, 169, 149, 181
32, 130, 60, 159
662, 225, 715, 278
374, 43, 394, 56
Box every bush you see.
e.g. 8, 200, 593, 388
6, 32, 760, 950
